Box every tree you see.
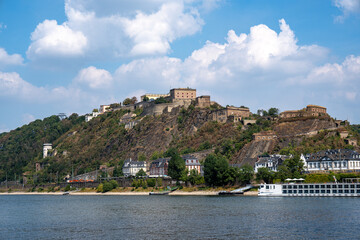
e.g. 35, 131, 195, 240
123, 98, 132, 105
143, 96, 149, 102
256, 167, 274, 183
93, 108, 99, 112
136, 169, 146, 177
203, 154, 229, 186
239, 164, 254, 184
268, 108, 279, 117
167, 148, 186, 181
187, 169, 204, 185
131, 96, 138, 104
283, 155, 304, 178
138, 153, 147, 162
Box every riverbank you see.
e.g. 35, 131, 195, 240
0, 190, 256, 196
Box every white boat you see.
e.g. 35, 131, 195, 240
259, 182, 360, 197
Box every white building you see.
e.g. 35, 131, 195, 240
254, 155, 290, 173
302, 149, 360, 172
43, 143, 52, 158
122, 158, 147, 176
85, 111, 100, 122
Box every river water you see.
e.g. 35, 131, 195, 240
1, 195, 359, 239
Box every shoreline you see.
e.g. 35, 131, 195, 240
0, 190, 257, 196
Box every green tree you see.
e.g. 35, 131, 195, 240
136, 169, 146, 177
283, 155, 304, 178
142, 96, 149, 102
268, 108, 279, 117
203, 154, 229, 186
187, 169, 204, 185
138, 153, 147, 162
102, 181, 114, 192
239, 164, 254, 184
256, 167, 274, 183
167, 149, 186, 181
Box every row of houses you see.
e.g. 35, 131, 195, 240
122, 155, 201, 177
254, 149, 360, 174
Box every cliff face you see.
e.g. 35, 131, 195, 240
274, 118, 336, 137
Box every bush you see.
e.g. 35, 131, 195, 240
109, 180, 119, 189
97, 183, 104, 193
64, 184, 71, 192
102, 182, 114, 192
147, 178, 156, 187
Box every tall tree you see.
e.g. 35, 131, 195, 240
203, 154, 229, 186
167, 148, 186, 181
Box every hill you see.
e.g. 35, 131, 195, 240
0, 102, 359, 184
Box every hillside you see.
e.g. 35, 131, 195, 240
0, 103, 359, 183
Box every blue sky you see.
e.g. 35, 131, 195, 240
0, 0, 360, 133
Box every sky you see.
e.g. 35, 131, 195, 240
0, 0, 360, 133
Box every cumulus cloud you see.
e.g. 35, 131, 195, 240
27, 20, 88, 59
74, 66, 113, 89
0, 72, 42, 99
0, 48, 24, 67
334, 0, 360, 22
27, 0, 205, 61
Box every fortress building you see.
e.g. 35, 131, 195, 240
280, 105, 327, 119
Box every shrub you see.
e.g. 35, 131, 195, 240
147, 178, 156, 187
97, 183, 104, 193
109, 180, 119, 189
102, 182, 114, 193
64, 184, 71, 192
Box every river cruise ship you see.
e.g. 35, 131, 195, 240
259, 179, 360, 197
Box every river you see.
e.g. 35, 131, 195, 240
1, 195, 359, 239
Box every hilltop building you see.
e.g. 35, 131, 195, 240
213, 106, 250, 123
141, 94, 170, 101
280, 105, 327, 119
301, 149, 360, 172
195, 95, 211, 108
170, 88, 196, 100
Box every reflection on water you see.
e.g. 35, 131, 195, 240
0, 195, 359, 239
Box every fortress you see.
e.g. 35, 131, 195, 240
280, 105, 327, 119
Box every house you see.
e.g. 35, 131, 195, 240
122, 158, 147, 176
254, 155, 290, 173
85, 111, 100, 122
99, 105, 110, 114
301, 149, 360, 172
195, 96, 211, 108
149, 158, 170, 177
182, 155, 201, 175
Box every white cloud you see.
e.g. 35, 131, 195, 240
27, 20, 88, 59
302, 55, 360, 85
27, 0, 206, 61
334, 0, 360, 22
0, 48, 24, 67
74, 66, 113, 89
0, 72, 42, 99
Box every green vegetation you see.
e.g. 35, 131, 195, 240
154, 97, 170, 104
167, 148, 186, 181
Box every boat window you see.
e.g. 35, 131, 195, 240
309, 185, 314, 189
321, 185, 325, 188
326, 190, 331, 193
344, 185, 349, 188
332, 185, 337, 188
288, 185, 292, 189
321, 190, 325, 193
357, 185, 360, 188
338, 185, 343, 188
345, 190, 349, 193
288, 190, 292, 193
299, 190, 303, 193
338, 190, 343, 193
326, 185, 331, 188
293, 185, 297, 189
283, 190, 287, 194
283, 185, 287, 189
304, 190, 308, 193
357, 190, 360, 193
304, 185, 309, 189
298, 185, 303, 189
351, 190, 355, 193
266, 186, 269, 189
315, 185, 320, 189
333, 190, 337, 193
310, 190, 314, 193
351, 185, 355, 188
315, 190, 320, 193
